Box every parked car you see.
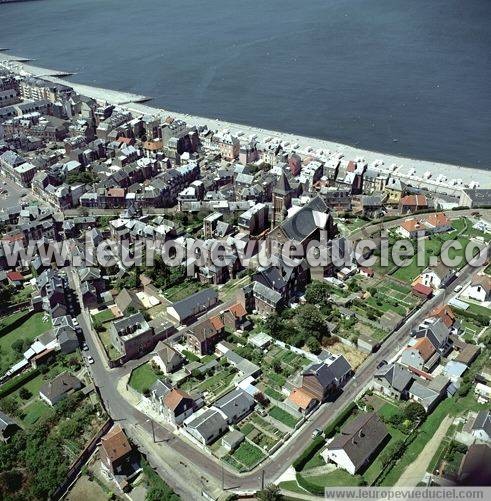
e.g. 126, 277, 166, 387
82, 343, 89, 351
87, 355, 94, 364
312, 428, 323, 438
454, 285, 463, 292
377, 360, 388, 369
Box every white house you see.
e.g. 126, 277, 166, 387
322, 412, 389, 474
419, 263, 456, 290
471, 410, 491, 443
466, 275, 491, 302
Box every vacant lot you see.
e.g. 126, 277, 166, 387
97, 326, 122, 361
128, 363, 159, 393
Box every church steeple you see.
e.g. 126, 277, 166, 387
272, 171, 293, 227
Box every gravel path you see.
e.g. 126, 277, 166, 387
395, 415, 453, 487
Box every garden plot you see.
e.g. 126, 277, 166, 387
223, 440, 266, 471
234, 412, 285, 458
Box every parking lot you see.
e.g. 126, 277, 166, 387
0, 173, 34, 210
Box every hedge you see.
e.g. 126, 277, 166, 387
324, 401, 357, 437
292, 401, 358, 472
0, 368, 40, 399
292, 435, 325, 471
296, 473, 325, 496
455, 307, 489, 327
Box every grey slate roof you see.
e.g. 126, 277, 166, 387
252, 281, 282, 305
280, 196, 329, 242
170, 288, 218, 320
374, 363, 413, 392
40, 372, 82, 402
304, 355, 351, 388
213, 388, 255, 422
150, 379, 173, 400
471, 410, 491, 437
186, 408, 227, 443
328, 412, 389, 471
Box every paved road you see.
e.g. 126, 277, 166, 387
348, 208, 491, 242
68, 242, 489, 496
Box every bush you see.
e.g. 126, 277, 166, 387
0, 369, 40, 399
19, 387, 32, 400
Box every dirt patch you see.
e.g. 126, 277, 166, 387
66, 475, 106, 501
327, 341, 367, 369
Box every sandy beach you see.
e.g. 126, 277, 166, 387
1, 53, 489, 191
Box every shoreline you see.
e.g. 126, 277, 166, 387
1, 53, 489, 191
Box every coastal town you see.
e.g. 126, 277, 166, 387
0, 64, 490, 501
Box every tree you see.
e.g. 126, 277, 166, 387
295, 304, 326, 338
0, 397, 18, 417
11, 339, 24, 354
404, 402, 426, 422
305, 281, 331, 305
256, 484, 281, 501
93, 318, 104, 333
306, 336, 321, 354
0, 285, 13, 305
19, 388, 32, 400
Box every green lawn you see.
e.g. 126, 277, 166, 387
92, 309, 115, 323
22, 399, 53, 425
128, 363, 159, 393
181, 349, 200, 362
0, 311, 52, 373
269, 406, 299, 428
363, 424, 406, 484
194, 369, 235, 394
11, 285, 34, 303
380, 393, 488, 486
97, 327, 122, 361
303, 452, 326, 470
462, 301, 490, 317
264, 386, 285, 401
300, 469, 364, 487
163, 281, 204, 302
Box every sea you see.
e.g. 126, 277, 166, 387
1, 0, 490, 169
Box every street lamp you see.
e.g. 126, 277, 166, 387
146, 418, 156, 443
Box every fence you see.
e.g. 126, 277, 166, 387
51, 418, 113, 500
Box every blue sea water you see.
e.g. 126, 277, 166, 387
1, 0, 490, 168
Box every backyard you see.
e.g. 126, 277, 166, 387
0, 310, 53, 374
223, 440, 266, 471
268, 406, 300, 429
128, 363, 159, 393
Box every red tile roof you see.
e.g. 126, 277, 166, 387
411, 337, 436, 362
7, 271, 24, 281
425, 212, 450, 228
228, 303, 247, 318
412, 283, 433, 297
400, 194, 428, 207
288, 387, 316, 410
107, 188, 125, 198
